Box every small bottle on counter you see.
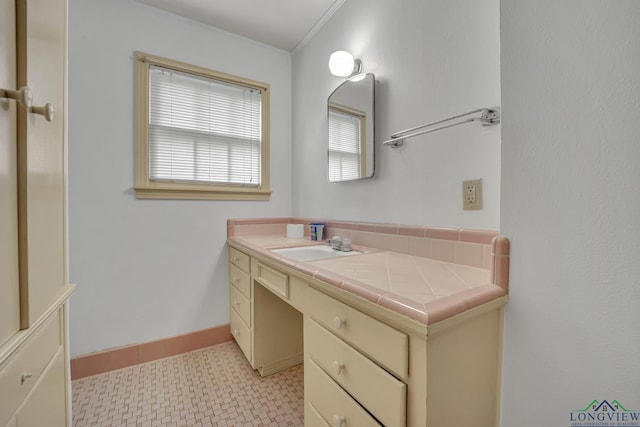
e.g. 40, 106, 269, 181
310, 223, 325, 241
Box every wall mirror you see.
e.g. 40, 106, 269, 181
327, 73, 375, 182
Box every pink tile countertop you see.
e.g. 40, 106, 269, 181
228, 234, 509, 325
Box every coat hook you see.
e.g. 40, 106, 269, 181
1, 86, 33, 108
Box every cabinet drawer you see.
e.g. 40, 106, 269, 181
230, 284, 251, 327
306, 359, 382, 427
305, 403, 331, 427
307, 287, 408, 379
306, 318, 406, 427
230, 309, 252, 364
15, 348, 65, 427
0, 311, 61, 427
255, 262, 289, 299
229, 263, 251, 299
229, 247, 250, 273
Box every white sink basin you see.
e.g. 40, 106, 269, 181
272, 245, 362, 262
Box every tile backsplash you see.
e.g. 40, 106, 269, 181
227, 218, 509, 291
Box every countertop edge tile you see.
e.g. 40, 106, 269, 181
293, 262, 321, 277
423, 294, 468, 324
377, 293, 429, 324
271, 255, 298, 269
340, 279, 384, 303
423, 285, 507, 324
313, 268, 347, 288
462, 284, 507, 310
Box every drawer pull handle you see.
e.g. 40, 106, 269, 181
332, 316, 346, 330
233, 329, 240, 336
232, 277, 239, 285
233, 300, 240, 308
233, 256, 240, 262
331, 361, 345, 375
21, 372, 33, 384
332, 415, 346, 427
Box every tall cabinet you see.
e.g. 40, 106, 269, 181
0, 0, 74, 426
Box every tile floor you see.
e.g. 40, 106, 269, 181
72, 342, 304, 426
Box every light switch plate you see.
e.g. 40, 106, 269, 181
463, 179, 483, 210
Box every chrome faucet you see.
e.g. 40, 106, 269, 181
328, 236, 342, 250
327, 236, 352, 252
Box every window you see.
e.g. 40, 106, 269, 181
135, 52, 270, 200
328, 103, 366, 182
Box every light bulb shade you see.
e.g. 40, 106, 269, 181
329, 50, 360, 77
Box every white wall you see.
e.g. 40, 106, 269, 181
292, 0, 501, 230
67, 0, 640, 419
68, 0, 292, 356
500, 1, 640, 425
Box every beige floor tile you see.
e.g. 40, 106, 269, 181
72, 342, 303, 426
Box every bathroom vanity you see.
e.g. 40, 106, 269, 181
227, 218, 510, 427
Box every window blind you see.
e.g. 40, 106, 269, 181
148, 65, 262, 186
328, 108, 361, 181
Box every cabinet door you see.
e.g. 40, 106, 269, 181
15, 350, 66, 427
0, 0, 21, 346
16, 0, 66, 325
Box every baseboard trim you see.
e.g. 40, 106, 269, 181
70, 324, 232, 380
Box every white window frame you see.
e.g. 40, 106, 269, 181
135, 51, 271, 200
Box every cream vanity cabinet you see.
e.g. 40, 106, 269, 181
228, 246, 303, 376
1, 0, 73, 426
228, 243, 505, 427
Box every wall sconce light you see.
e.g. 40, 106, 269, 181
328, 50, 362, 77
